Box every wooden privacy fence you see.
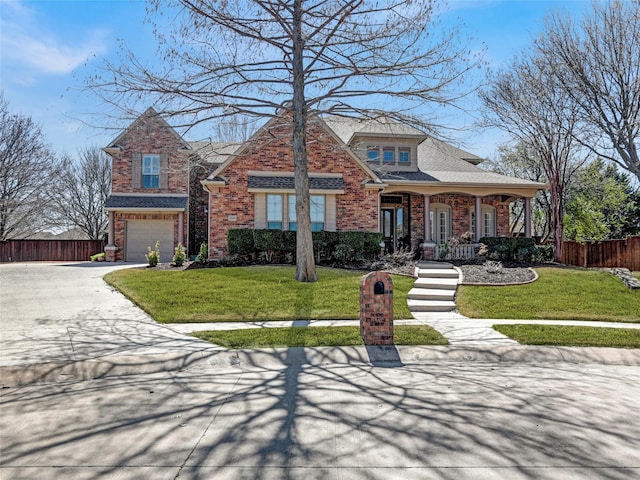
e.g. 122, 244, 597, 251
561, 236, 640, 271
0, 240, 104, 262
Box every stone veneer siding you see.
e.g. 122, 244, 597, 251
207, 118, 380, 258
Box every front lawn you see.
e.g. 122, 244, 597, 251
456, 267, 640, 322
105, 266, 414, 323
494, 324, 640, 348
193, 325, 448, 349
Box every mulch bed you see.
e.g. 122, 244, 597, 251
456, 264, 537, 285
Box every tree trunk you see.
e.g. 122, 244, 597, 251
549, 177, 564, 263
292, 0, 317, 282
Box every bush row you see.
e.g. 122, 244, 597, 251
478, 236, 552, 262
227, 229, 383, 265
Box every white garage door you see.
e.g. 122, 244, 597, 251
126, 221, 175, 263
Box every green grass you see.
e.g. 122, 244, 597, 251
494, 324, 640, 348
105, 266, 414, 323
456, 267, 640, 322
192, 325, 448, 349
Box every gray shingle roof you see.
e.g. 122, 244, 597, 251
378, 171, 438, 182
248, 175, 344, 190
188, 141, 241, 165
323, 115, 427, 144
104, 195, 188, 210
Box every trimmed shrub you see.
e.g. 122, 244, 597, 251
478, 237, 536, 262
312, 231, 339, 263
226, 228, 382, 266
253, 229, 284, 263
282, 230, 297, 254
534, 244, 554, 262
228, 229, 255, 259
335, 231, 383, 264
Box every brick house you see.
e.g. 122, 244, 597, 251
103, 108, 545, 262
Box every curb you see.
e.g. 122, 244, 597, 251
2, 344, 640, 388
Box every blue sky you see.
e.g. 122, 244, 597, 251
0, 0, 591, 158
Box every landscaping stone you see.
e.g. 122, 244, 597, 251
457, 264, 537, 285
610, 268, 640, 290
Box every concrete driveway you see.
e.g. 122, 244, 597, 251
1, 262, 640, 479
0, 262, 221, 383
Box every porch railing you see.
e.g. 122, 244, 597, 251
434, 243, 479, 261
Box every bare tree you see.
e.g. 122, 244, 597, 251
480, 55, 587, 261
48, 147, 111, 240
536, 0, 640, 181
484, 142, 552, 240
0, 94, 54, 240
91, 0, 480, 281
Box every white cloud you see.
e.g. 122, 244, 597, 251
0, 1, 109, 76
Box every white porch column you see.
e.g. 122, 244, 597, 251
178, 212, 185, 247
423, 195, 431, 242
524, 197, 532, 238
475, 196, 483, 241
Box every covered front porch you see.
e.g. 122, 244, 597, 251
378, 183, 540, 260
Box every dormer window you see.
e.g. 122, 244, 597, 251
399, 147, 410, 163
383, 147, 395, 163
366, 145, 414, 168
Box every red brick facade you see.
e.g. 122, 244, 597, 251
106, 109, 530, 262
360, 271, 394, 345
206, 118, 380, 258
110, 112, 189, 195
105, 109, 190, 261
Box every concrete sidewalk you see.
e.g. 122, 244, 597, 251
2, 262, 640, 479
2, 262, 640, 387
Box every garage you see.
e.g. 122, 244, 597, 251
125, 221, 175, 262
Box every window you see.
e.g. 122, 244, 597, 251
142, 154, 160, 188
310, 195, 325, 231
267, 194, 283, 229
366, 145, 412, 166
484, 211, 494, 237
471, 205, 496, 237
288, 195, 297, 231
288, 195, 324, 231
430, 204, 451, 244
383, 147, 395, 163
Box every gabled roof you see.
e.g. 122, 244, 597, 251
187, 141, 241, 165
104, 107, 189, 151
203, 114, 382, 185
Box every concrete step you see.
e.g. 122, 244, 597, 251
416, 262, 453, 269
413, 277, 459, 290
407, 299, 457, 312
408, 287, 456, 301
417, 268, 459, 279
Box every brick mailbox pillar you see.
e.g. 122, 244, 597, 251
360, 271, 394, 345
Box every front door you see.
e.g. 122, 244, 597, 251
382, 207, 404, 253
